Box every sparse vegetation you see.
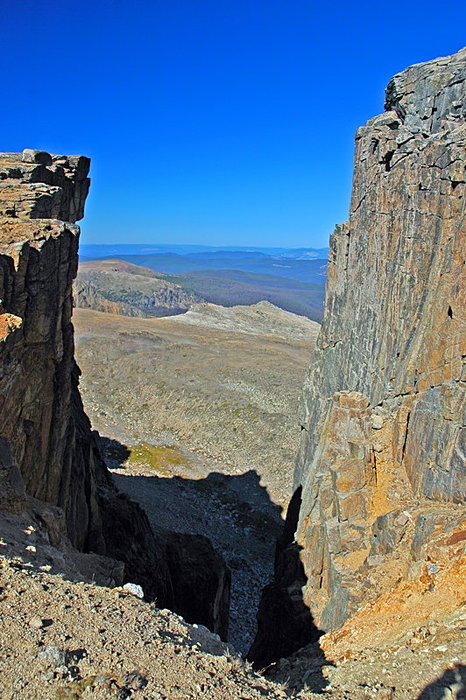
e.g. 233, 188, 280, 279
56, 677, 96, 700
125, 443, 188, 476
74, 304, 319, 505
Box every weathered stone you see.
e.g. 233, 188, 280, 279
0, 151, 230, 639
0, 152, 90, 222
369, 510, 406, 555
250, 47, 466, 663
22, 149, 53, 166
38, 645, 66, 667
122, 582, 145, 598
28, 616, 43, 629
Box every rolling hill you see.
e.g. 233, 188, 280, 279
75, 257, 326, 321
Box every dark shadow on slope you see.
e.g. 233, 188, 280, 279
89, 436, 231, 641
98, 436, 284, 654
417, 664, 466, 699
248, 486, 328, 694
98, 436, 130, 469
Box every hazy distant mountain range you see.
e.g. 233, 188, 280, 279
80, 243, 329, 261
78, 244, 328, 320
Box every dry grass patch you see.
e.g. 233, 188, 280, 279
125, 443, 188, 476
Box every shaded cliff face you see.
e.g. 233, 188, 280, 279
0, 151, 95, 545
250, 48, 466, 665
0, 150, 230, 639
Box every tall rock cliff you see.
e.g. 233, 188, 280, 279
0, 150, 230, 639
250, 48, 466, 666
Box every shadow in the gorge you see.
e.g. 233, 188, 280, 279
98, 435, 285, 654
417, 664, 466, 699
248, 486, 328, 693
99, 436, 328, 690
98, 436, 130, 469
98, 435, 284, 534
106, 456, 284, 546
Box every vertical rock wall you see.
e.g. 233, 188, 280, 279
0, 151, 230, 639
0, 151, 100, 548
251, 48, 466, 665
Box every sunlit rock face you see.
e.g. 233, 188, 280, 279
250, 48, 465, 664
0, 151, 230, 639
296, 47, 466, 628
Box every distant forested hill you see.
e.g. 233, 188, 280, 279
78, 245, 328, 321
80, 243, 329, 261
171, 269, 325, 320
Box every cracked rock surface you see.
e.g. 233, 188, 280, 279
251, 47, 465, 666
0, 150, 230, 639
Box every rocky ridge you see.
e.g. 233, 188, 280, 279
1, 538, 465, 699
0, 149, 230, 639
250, 47, 466, 669
0, 556, 288, 700
165, 300, 320, 340
74, 259, 200, 317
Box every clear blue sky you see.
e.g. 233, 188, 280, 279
2, 1, 465, 247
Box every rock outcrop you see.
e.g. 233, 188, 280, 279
0, 150, 230, 639
74, 259, 199, 318
166, 300, 320, 340
250, 48, 466, 666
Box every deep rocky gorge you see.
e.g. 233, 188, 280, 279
250, 48, 466, 668
0, 149, 230, 640
0, 46, 465, 700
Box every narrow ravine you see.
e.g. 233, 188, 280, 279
102, 437, 283, 654
73, 301, 318, 653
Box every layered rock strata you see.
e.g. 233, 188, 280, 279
251, 48, 466, 665
0, 150, 230, 639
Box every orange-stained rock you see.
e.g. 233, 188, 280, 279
0, 313, 22, 343
250, 47, 465, 666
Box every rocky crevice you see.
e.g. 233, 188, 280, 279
0, 150, 230, 640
